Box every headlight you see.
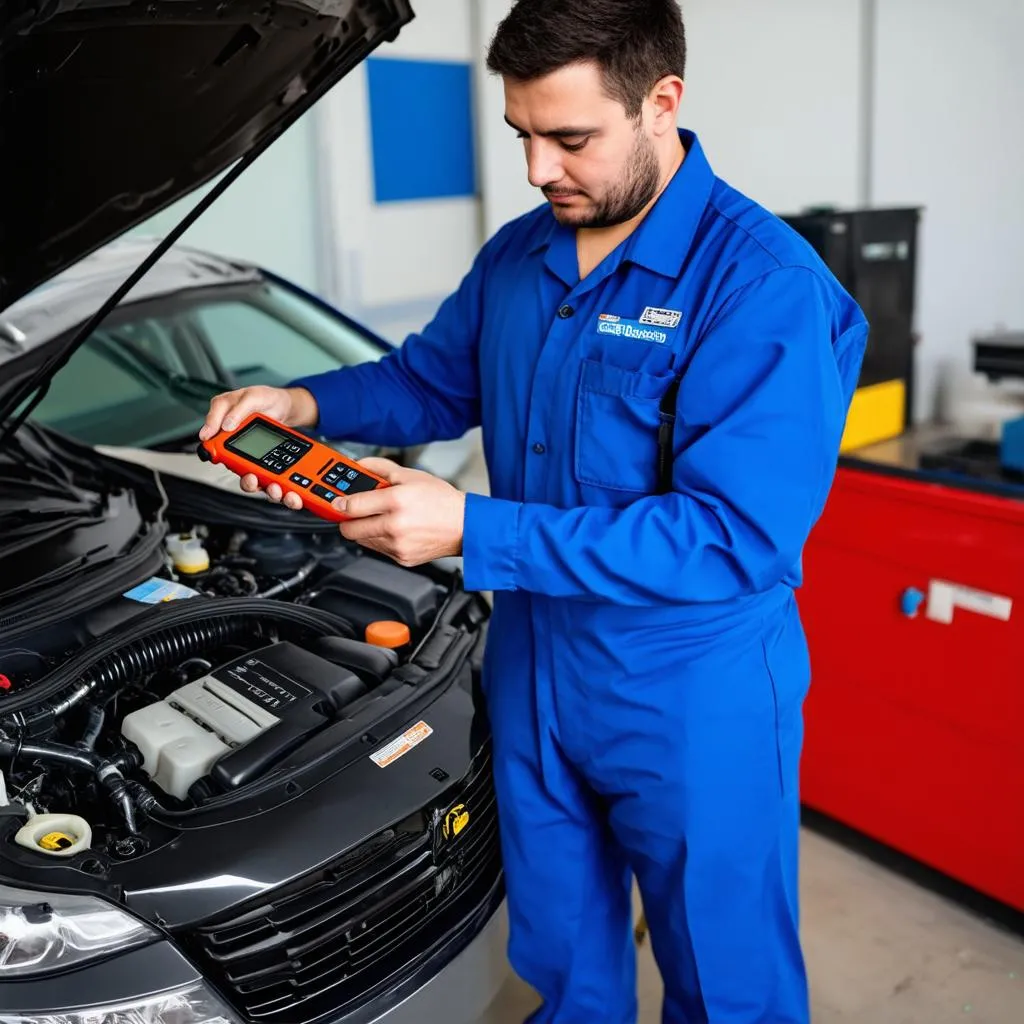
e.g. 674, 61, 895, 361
0, 982, 241, 1024
0, 883, 156, 977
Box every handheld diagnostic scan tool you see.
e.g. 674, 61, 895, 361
197, 413, 388, 522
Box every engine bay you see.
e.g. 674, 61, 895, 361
0, 426, 485, 874
120, 640, 374, 801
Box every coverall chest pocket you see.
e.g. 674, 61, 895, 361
574, 358, 676, 494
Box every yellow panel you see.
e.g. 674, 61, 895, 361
840, 379, 906, 451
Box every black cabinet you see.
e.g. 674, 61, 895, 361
782, 207, 921, 430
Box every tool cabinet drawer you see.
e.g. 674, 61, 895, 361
796, 465, 1024, 911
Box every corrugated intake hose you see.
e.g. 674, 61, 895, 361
0, 597, 357, 728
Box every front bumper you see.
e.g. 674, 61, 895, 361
1, 899, 509, 1023
365, 896, 509, 1024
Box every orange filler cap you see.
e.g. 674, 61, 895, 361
365, 620, 411, 649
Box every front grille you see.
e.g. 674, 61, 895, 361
187, 745, 502, 1023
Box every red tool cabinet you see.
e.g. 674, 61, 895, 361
797, 454, 1024, 912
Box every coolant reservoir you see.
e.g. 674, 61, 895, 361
15, 813, 92, 857
165, 531, 210, 574
365, 620, 411, 650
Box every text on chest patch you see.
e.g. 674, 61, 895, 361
596, 312, 674, 345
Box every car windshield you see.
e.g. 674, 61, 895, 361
29, 279, 386, 448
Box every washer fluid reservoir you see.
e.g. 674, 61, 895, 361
15, 813, 92, 857
165, 532, 210, 574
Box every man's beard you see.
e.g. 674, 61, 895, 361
544, 129, 661, 229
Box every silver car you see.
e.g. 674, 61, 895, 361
0, 2, 507, 1022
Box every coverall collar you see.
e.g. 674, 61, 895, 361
624, 129, 715, 278
531, 128, 715, 286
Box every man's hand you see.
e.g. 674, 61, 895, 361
334, 458, 465, 567
199, 385, 319, 506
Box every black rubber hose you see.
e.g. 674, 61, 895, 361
0, 736, 99, 773
0, 736, 141, 833
128, 780, 190, 820
111, 748, 143, 775
101, 772, 139, 834
78, 707, 105, 752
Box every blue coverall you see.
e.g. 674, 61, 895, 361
294, 129, 868, 1023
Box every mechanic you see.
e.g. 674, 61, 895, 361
201, 1, 868, 1020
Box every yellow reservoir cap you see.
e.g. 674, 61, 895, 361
365, 621, 411, 649
39, 831, 75, 851
164, 532, 210, 574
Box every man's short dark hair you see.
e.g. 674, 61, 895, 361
486, 0, 687, 120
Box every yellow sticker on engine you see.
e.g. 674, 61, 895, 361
369, 721, 433, 768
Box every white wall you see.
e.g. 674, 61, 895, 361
474, 0, 540, 239
679, 0, 865, 215
316, 0, 481, 345
871, 0, 1024, 421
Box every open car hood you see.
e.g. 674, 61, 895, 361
0, 0, 413, 421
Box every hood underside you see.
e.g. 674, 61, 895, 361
0, 0, 413, 314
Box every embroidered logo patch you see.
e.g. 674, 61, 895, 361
595, 312, 674, 345
639, 306, 683, 328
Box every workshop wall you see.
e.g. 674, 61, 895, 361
307, 0, 481, 347
677, 0, 865, 216
871, 0, 1024, 423
474, 0, 541, 241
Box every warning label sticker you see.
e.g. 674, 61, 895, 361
124, 577, 199, 604
370, 721, 433, 768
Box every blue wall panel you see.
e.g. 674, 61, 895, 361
366, 57, 477, 203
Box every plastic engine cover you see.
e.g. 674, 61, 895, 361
121, 641, 367, 799
311, 557, 444, 638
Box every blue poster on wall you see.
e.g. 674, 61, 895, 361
366, 57, 478, 203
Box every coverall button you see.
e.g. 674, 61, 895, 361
532, 442, 546, 454
557, 304, 574, 319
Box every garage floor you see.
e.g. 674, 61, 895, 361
481, 826, 1024, 1023
454, 448, 1024, 1024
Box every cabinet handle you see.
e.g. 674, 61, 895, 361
900, 587, 925, 617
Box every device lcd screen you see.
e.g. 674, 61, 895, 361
232, 422, 286, 460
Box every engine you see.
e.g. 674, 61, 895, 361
0, 518, 454, 863
121, 641, 370, 798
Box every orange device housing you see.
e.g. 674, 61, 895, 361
197, 413, 388, 523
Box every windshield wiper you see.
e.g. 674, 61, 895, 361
95, 333, 225, 403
